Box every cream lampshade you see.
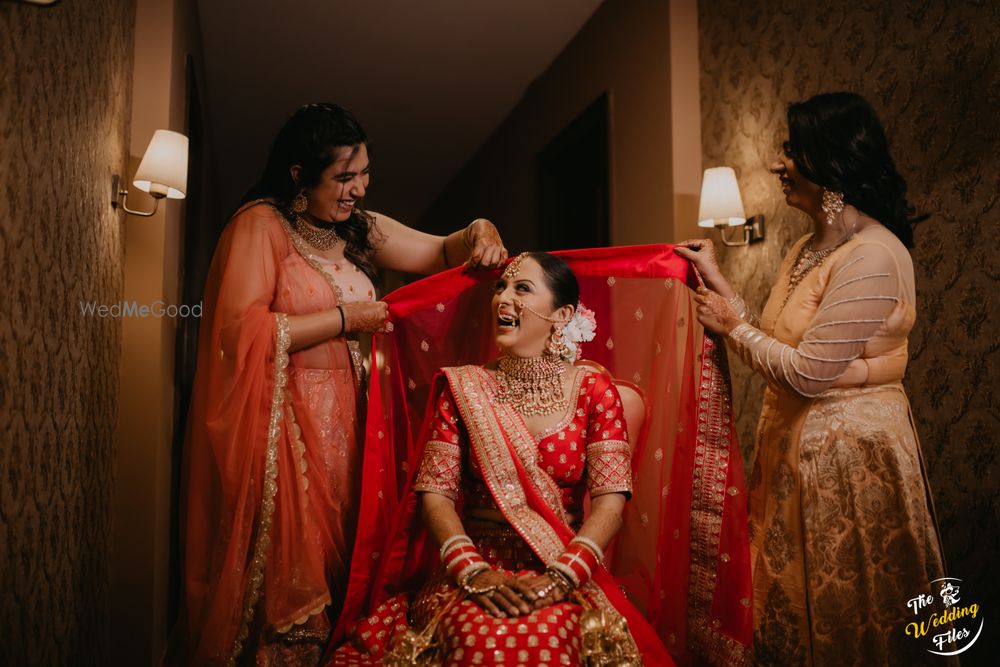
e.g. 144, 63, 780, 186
697, 167, 746, 228
132, 129, 188, 199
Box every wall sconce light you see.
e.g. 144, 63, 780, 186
1, 0, 63, 6
112, 130, 188, 217
697, 166, 764, 247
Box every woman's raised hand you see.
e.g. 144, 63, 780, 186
464, 568, 535, 617
341, 300, 389, 333
465, 218, 508, 270
674, 238, 721, 279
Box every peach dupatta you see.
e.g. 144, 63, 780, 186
171, 203, 362, 666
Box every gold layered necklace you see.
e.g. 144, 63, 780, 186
780, 234, 850, 310
495, 355, 568, 417
291, 214, 341, 250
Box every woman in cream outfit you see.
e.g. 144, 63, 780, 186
678, 92, 949, 666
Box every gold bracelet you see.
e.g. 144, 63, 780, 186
457, 562, 489, 585
535, 580, 559, 600
545, 565, 576, 592
459, 567, 495, 596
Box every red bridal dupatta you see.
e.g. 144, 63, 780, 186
336, 245, 752, 666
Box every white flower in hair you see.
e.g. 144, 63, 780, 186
562, 303, 597, 361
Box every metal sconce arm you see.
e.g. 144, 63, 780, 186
717, 215, 766, 247
110, 175, 162, 218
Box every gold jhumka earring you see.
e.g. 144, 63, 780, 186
821, 189, 845, 226
292, 189, 309, 214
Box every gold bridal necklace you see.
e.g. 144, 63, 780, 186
495, 354, 568, 417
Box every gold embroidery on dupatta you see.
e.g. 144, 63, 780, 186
444, 366, 566, 562
229, 312, 291, 666
443, 366, 641, 657
688, 336, 753, 666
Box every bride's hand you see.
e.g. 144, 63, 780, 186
463, 569, 534, 617
518, 572, 571, 609
674, 238, 722, 280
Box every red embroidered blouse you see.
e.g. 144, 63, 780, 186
413, 368, 633, 515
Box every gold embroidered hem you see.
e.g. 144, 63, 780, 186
228, 312, 291, 666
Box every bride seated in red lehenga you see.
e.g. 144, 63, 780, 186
330, 252, 672, 665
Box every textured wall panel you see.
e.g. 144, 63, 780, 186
0, 1, 135, 664
698, 0, 999, 658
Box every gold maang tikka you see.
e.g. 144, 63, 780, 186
501, 252, 529, 282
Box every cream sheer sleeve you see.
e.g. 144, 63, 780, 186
727, 242, 901, 398
727, 293, 759, 328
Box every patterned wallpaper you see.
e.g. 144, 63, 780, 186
699, 0, 999, 659
0, 1, 135, 664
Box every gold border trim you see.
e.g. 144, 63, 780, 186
688, 335, 752, 666
227, 312, 291, 666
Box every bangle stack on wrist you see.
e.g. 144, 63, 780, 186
549, 537, 603, 589
441, 534, 490, 589
569, 536, 605, 563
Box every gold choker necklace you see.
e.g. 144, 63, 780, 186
292, 214, 340, 250
495, 355, 568, 417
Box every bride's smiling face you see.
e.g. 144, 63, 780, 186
492, 256, 573, 358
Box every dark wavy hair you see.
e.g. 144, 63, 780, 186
241, 103, 382, 281
526, 252, 579, 310
785, 92, 920, 248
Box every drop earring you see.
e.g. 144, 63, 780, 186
546, 324, 570, 358
821, 189, 844, 226
292, 189, 308, 214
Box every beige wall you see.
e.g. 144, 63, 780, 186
699, 0, 1000, 654
0, 1, 136, 664
110, 0, 215, 663
418, 0, 701, 250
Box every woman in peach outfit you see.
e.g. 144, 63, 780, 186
678, 93, 948, 665
171, 103, 506, 666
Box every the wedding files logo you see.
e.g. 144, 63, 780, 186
79, 300, 203, 318
905, 577, 984, 656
